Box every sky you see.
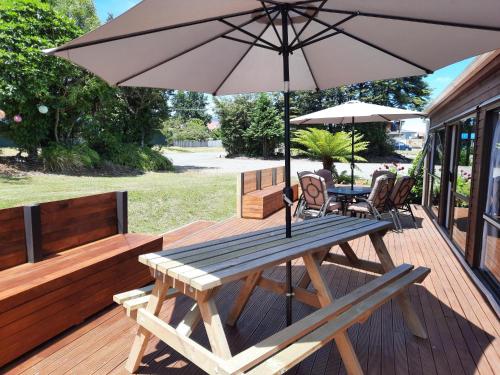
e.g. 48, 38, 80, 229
93, 1, 474, 103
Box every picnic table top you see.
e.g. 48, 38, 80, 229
139, 215, 391, 291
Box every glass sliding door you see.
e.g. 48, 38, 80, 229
481, 112, 500, 286
449, 116, 476, 253
427, 130, 445, 218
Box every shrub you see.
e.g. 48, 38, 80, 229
108, 143, 173, 171
408, 150, 424, 203
41, 143, 100, 172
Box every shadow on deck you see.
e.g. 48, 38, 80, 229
4, 206, 499, 375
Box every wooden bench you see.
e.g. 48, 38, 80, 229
237, 166, 299, 219
0, 192, 163, 367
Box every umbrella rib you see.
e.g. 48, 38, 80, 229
261, 1, 282, 45
287, 13, 320, 91
293, 5, 500, 32
294, 30, 341, 49
213, 10, 280, 95
115, 12, 270, 86
291, 13, 357, 50
221, 35, 279, 51
219, 19, 279, 50
291, 8, 433, 74
289, 0, 328, 47
50, 6, 276, 53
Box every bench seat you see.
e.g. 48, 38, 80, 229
242, 182, 299, 219
0, 232, 162, 367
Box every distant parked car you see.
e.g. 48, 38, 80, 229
394, 141, 412, 151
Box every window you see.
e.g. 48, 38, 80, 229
451, 116, 476, 252
427, 130, 445, 217
481, 112, 500, 286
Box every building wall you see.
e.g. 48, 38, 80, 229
426, 52, 500, 268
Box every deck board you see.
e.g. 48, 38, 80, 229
3, 206, 499, 375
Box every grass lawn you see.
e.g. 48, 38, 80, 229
0, 171, 236, 234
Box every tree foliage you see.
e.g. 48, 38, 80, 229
46, 0, 100, 32
171, 91, 211, 124
215, 95, 253, 156
0, 0, 176, 171
246, 93, 283, 157
292, 128, 369, 172
162, 118, 210, 143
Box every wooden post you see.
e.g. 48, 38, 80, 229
23, 205, 42, 263
116, 191, 128, 234
272, 167, 277, 185
236, 174, 243, 218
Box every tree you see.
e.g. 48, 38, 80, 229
246, 93, 283, 157
118, 87, 170, 146
46, 0, 100, 32
162, 118, 210, 143
292, 128, 369, 173
214, 95, 253, 156
0, 0, 86, 158
171, 91, 211, 124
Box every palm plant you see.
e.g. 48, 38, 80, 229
292, 128, 369, 173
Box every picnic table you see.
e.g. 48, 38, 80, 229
115, 215, 430, 375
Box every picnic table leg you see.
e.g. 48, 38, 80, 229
226, 271, 262, 326
198, 291, 232, 359
297, 249, 330, 289
176, 302, 201, 337
125, 277, 170, 373
303, 253, 364, 375
369, 232, 428, 339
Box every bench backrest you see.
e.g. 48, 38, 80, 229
241, 166, 285, 195
0, 207, 27, 271
39, 192, 120, 256
0, 191, 127, 268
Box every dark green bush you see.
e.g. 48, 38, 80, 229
408, 150, 424, 203
41, 143, 100, 172
109, 144, 173, 171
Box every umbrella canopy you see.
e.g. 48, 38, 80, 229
290, 100, 424, 125
45, 1, 500, 94
45, 0, 500, 325
291, 100, 425, 188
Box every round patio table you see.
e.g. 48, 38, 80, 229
327, 186, 372, 215
327, 186, 372, 197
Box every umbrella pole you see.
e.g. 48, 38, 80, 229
281, 6, 293, 327
351, 116, 355, 190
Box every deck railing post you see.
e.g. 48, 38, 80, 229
23, 204, 42, 263
116, 191, 128, 234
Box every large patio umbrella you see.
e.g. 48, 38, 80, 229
291, 100, 424, 189
45, 0, 500, 325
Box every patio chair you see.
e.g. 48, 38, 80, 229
390, 176, 417, 230
347, 175, 398, 227
296, 173, 342, 219
370, 170, 396, 187
294, 171, 313, 217
314, 168, 335, 189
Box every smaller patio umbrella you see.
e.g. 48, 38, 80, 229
291, 100, 424, 189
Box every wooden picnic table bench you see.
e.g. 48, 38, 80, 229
115, 215, 430, 375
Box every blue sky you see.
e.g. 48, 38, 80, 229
93, 1, 473, 101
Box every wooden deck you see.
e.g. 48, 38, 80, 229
4, 206, 499, 375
